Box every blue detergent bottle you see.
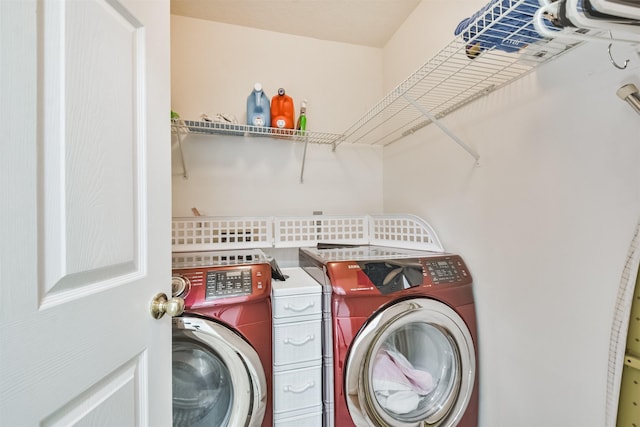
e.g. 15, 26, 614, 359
246, 83, 271, 127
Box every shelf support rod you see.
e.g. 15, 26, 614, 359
173, 124, 189, 179
300, 137, 309, 183
403, 94, 480, 164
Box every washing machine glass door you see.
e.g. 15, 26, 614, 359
345, 298, 475, 427
172, 317, 267, 427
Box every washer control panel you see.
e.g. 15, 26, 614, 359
172, 262, 271, 307
205, 268, 252, 299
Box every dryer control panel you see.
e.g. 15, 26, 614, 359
299, 246, 472, 297
423, 257, 470, 285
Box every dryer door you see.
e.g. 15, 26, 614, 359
172, 316, 267, 427
345, 298, 475, 427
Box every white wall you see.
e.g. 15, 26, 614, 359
171, 15, 384, 216
171, 135, 382, 216
384, 5, 640, 426
383, 0, 486, 91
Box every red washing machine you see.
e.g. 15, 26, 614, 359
300, 245, 479, 427
171, 250, 273, 427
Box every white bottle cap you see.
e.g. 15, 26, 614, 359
254, 82, 263, 92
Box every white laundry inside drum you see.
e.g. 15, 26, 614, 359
370, 322, 459, 421
372, 348, 435, 413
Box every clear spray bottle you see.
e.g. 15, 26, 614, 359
296, 99, 307, 135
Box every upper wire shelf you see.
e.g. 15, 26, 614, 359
171, 0, 639, 160
338, 0, 581, 148
172, 119, 344, 147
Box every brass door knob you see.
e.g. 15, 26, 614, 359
150, 293, 185, 319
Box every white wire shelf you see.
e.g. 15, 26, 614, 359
171, 1, 639, 169
338, 0, 580, 149
171, 119, 345, 182
173, 120, 344, 147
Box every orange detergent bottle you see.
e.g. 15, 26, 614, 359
271, 88, 295, 130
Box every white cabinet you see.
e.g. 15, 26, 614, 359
272, 267, 323, 426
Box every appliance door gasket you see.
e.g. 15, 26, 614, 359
173, 317, 267, 427
344, 298, 475, 427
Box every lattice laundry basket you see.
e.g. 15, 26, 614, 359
171, 214, 444, 253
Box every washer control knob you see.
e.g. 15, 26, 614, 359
171, 275, 190, 297
150, 293, 185, 319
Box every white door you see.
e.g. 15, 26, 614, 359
1, 0, 171, 425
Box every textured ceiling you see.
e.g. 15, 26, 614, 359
170, 0, 422, 48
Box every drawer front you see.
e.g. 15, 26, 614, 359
273, 320, 322, 366
274, 410, 323, 427
273, 294, 321, 319
273, 366, 322, 414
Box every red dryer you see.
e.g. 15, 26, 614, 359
171, 250, 273, 427
300, 245, 479, 427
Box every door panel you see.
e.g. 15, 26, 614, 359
1, 0, 171, 425
40, 0, 143, 302
41, 356, 142, 427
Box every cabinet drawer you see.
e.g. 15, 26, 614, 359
273, 366, 322, 414
273, 294, 321, 319
273, 320, 322, 366
274, 410, 323, 427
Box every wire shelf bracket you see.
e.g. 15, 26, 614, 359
403, 94, 480, 164
172, 123, 189, 179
